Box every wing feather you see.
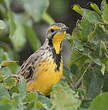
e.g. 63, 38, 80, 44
17, 51, 41, 81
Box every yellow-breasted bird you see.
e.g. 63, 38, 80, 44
17, 23, 68, 95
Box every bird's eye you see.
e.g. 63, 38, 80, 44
50, 29, 54, 33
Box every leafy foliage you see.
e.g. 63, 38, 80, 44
0, 0, 108, 110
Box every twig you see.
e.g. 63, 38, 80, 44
48, 103, 56, 110
74, 63, 91, 88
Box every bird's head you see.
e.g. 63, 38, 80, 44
47, 23, 68, 54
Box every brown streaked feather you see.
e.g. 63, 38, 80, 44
17, 50, 41, 81
17, 42, 52, 82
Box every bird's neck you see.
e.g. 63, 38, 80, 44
48, 38, 62, 55
46, 38, 62, 71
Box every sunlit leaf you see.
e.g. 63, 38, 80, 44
73, 4, 82, 15
88, 93, 108, 110
3, 76, 18, 89
0, 96, 14, 105
0, 61, 17, 67
101, 0, 108, 24
90, 3, 100, 14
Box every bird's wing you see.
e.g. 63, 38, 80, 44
17, 50, 41, 82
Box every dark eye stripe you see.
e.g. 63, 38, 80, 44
50, 29, 54, 33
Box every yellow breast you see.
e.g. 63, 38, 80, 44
27, 57, 63, 95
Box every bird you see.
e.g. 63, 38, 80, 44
17, 23, 68, 96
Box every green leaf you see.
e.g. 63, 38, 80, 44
21, 0, 49, 22
11, 23, 26, 50
24, 92, 38, 102
83, 9, 102, 24
80, 108, 88, 110
103, 24, 108, 34
51, 83, 81, 110
8, 10, 26, 50
0, 0, 5, 3
77, 18, 94, 41
0, 74, 5, 82
24, 102, 36, 110
0, 67, 12, 76
42, 12, 55, 24
68, 50, 88, 69
3, 76, 18, 89
0, 4, 8, 19
0, 104, 15, 110
0, 20, 6, 29
4, 0, 12, 9
71, 18, 94, 42
0, 84, 10, 99
73, 4, 82, 15
87, 52, 102, 66
37, 95, 52, 109
0, 96, 14, 105
103, 72, 108, 92
88, 92, 108, 110
90, 3, 101, 14
7, 63, 19, 74
24, 24, 40, 51
63, 66, 74, 87
68, 50, 91, 88
1, 60, 19, 74
101, 0, 108, 24
8, 10, 16, 39
0, 48, 4, 63
101, 63, 105, 75
0, 61, 17, 67
11, 93, 22, 107
91, 24, 108, 43
0, 20, 7, 34
71, 37, 84, 51
83, 65, 104, 100
18, 77, 26, 99
0, 48, 11, 62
